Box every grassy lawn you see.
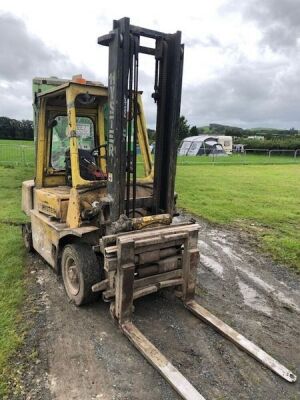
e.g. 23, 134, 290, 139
0, 165, 34, 396
176, 164, 300, 271
177, 153, 300, 165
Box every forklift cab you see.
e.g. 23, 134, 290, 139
34, 77, 152, 190
35, 78, 108, 189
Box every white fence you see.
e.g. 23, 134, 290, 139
244, 148, 300, 158
0, 144, 35, 166
0, 142, 300, 166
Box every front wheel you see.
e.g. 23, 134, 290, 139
61, 243, 101, 306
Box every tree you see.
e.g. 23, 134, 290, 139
147, 128, 156, 143
177, 115, 190, 146
0, 117, 14, 138
21, 120, 34, 139
197, 127, 206, 135
0, 116, 33, 140
190, 125, 199, 136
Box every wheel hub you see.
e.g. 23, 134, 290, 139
65, 257, 80, 296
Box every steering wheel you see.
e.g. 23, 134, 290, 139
90, 144, 107, 157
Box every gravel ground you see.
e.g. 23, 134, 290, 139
12, 216, 300, 400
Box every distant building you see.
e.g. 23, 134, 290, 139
246, 135, 264, 141
178, 135, 232, 156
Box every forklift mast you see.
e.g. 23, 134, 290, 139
98, 17, 184, 222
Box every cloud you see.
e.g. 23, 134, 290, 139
1, 4, 300, 129
179, 0, 300, 129
0, 81, 32, 120
185, 35, 221, 48
0, 13, 97, 119
182, 58, 300, 129
237, 0, 300, 53
0, 13, 97, 81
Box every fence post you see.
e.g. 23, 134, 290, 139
21, 146, 25, 165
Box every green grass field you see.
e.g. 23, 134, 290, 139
0, 165, 33, 395
177, 153, 300, 165
0, 139, 34, 146
0, 140, 299, 395
0, 140, 34, 166
176, 164, 300, 270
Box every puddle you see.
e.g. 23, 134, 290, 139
197, 239, 210, 250
200, 254, 224, 278
220, 245, 243, 262
210, 240, 243, 262
237, 279, 273, 316
235, 268, 300, 313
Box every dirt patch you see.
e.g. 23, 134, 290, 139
11, 217, 300, 399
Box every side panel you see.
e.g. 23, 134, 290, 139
30, 209, 101, 269
31, 212, 56, 267
187, 142, 202, 156
35, 189, 69, 221
22, 180, 35, 216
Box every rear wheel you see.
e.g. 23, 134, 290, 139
61, 243, 101, 306
22, 223, 33, 252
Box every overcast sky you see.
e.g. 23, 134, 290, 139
0, 0, 299, 129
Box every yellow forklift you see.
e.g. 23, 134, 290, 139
21, 17, 296, 400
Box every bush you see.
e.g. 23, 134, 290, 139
239, 138, 300, 151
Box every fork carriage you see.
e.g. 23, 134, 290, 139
93, 221, 296, 399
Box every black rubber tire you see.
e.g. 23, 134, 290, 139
61, 243, 101, 306
22, 223, 33, 252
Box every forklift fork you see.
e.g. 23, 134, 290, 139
108, 223, 296, 400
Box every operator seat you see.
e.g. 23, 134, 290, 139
65, 148, 107, 185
